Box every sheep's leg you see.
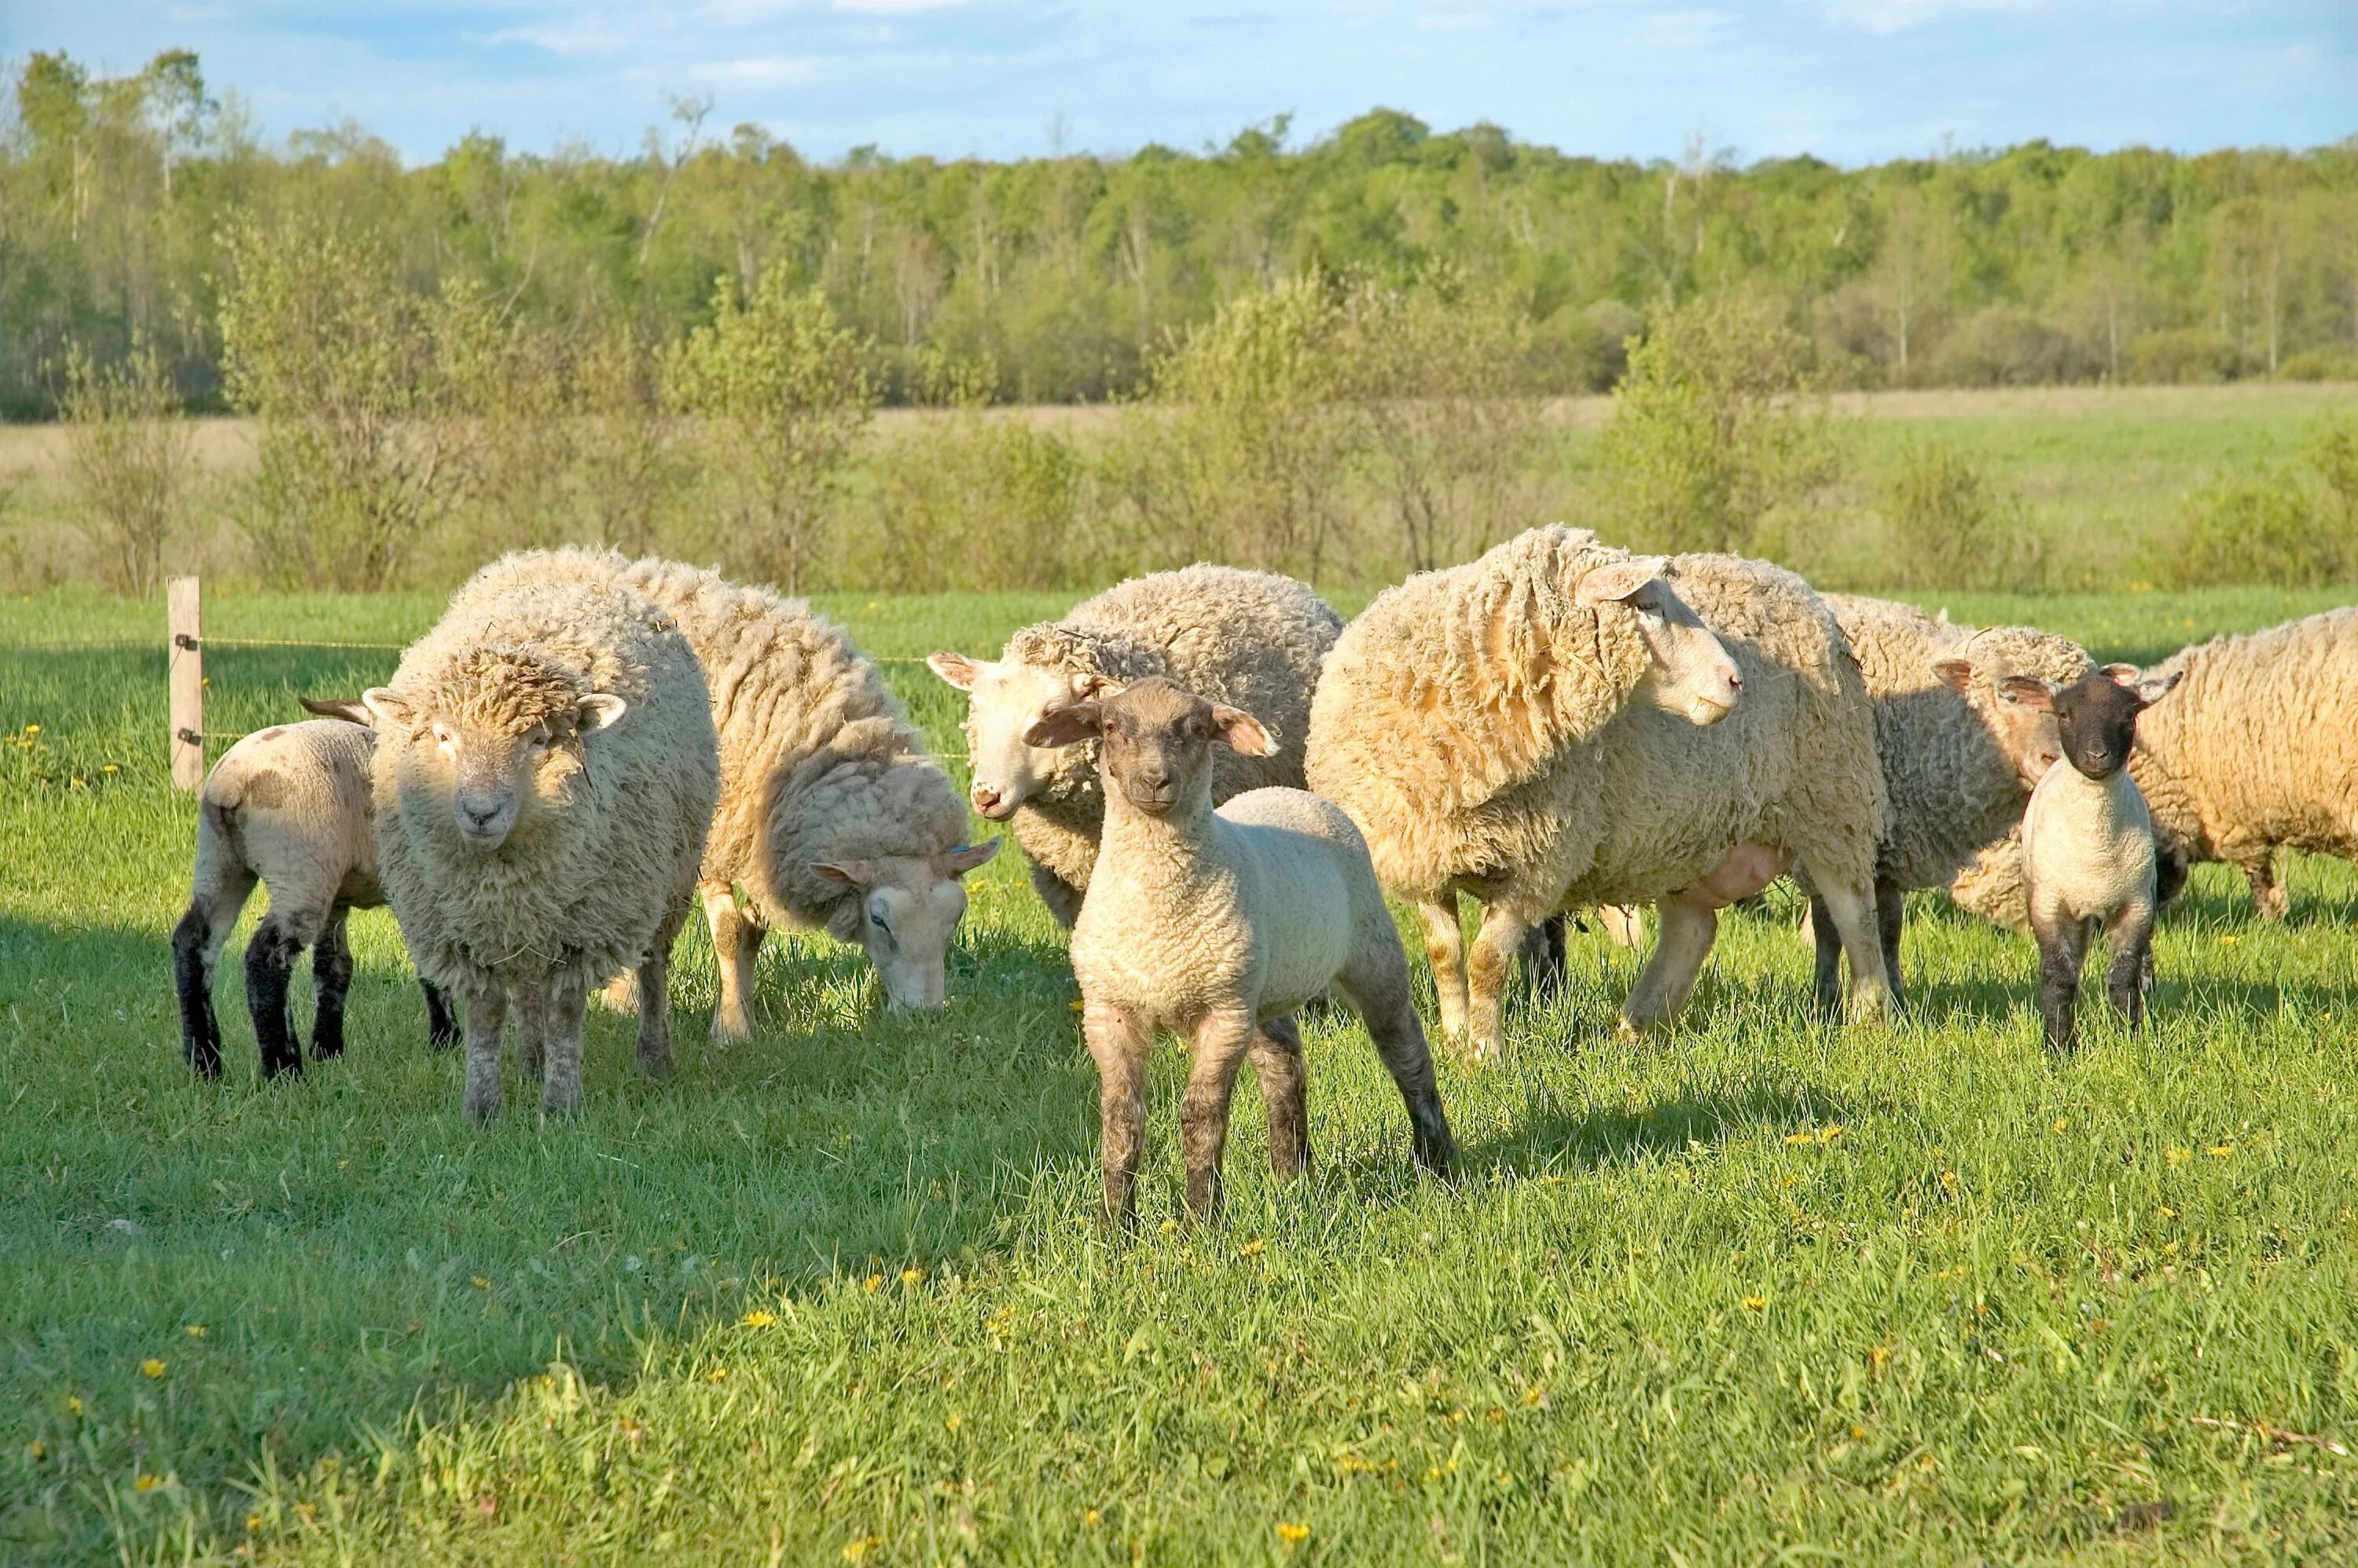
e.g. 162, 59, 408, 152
421, 979, 460, 1052
1466, 894, 1550, 1061
245, 906, 325, 1081
1812, 879, 1893, 1026
1029, 862, 1086, 931
1808, 894, 1842, 1017
634, 895, 691, 1080
703, 883, 764, 1045
1248, 1015, 1311, 1178
308, 906, 354, 1060
1876, 874, 1908, 1015
1620, 894, 1718, 1038
2033, 909, 2088, 1054
1179, 1009, 1254, 1222
2242, 853, 2287, 922
2105, 899, 2157, 1030
1417, 898, 1470, 1043
1338, 945, 1457, 1177
1083, 1001, 1152, 1230
1517, 914, 1568, 995
538, 979, 589, 1118
597, 971, 637, 1015
461, 985, 509, 1124
171, 864, 255, 1081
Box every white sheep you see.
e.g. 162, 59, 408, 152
1309, 528, 1890, 1057
927, 565, 1341, 926
365, 558, 719, 1121
172, 709, 455, 1079
1027, 676, 1456, 1225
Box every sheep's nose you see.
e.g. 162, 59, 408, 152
458, 798, 502, 829
1724, 668, 1743, 692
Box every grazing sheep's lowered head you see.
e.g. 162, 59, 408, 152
2000, 666, 2182, 783
1023, 677, 1273, 817
815, 839, 1002, 1008
363, 647, 630, 854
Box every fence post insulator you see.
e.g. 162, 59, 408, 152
168, 576, 204, 791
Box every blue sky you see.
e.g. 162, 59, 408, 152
7, 2, 2352, 167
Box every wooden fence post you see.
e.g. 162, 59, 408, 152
168, 575, 204, 791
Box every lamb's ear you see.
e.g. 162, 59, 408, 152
2000, 676, 2057, 712
1210, 704, 1276, 758
1023, 701, 1103, 749
815, 860, 877, 887
2099, 662, 2141, 686
362, 687, 413, 728
1073, 672, 1125, 702
2133, 669, 2183, 707
927, 652, 983, 691
1574, 559, 1668, 608
578, 693, 629, 733
944, 839, 1001, 876
1930, 657, 1975, 696
300, 696, 374, 728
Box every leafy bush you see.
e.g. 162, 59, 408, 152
57, 337, 193, 596
2147, 472, 2332, 588
2127, 329, 2239, 385
1872, 438, 2039, 590
2276, 347, 2358, 383
1928, 308, 2087, 387
570, 326, 682, 560
2305, 408, 2358, 542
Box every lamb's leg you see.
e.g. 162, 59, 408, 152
2105, 899, 2157, 1030
2033, 909, 2088, 1054
1517, 914, 1568, 994
2242, 853, 2287, 922
308, 906, 354, 1060
1812, 879, 1893, 1026
461, 984, 509, 1124
171, 863, 254, 1080
1620, 894, 1717, 1038
421, 979, 460, 1052
1179, 1008, 1255, 1221
1338, 941, 1456, 1177
703, 883, 762, 1045
1808, 894, 1842, 1017
1029, 861, 1086, 931
1083, 1001, 1151, 1230
245, 906, 324, 1080
1248, 1015, 1310, 1178
538, 978, 589, 1118
1417, 898, 1470, 1043
1876, 873, 1908, 1015
1466, 892, 1552, 1061
634, 894, 692, 1079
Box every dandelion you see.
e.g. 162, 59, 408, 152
140, 1359, 167, 1379
66, 1396, 83, 1416
707, 1366, 729, 1383
843, 1534, 883, 1562
2218, 935, 2240, 947
1522, 1384, 1545, 1406
945, 1412, 962, 1432
2052, 1117, 2070, 1133
28, 1440, 45, 1461
2166, 1145, 2192, 1166
901, 1266, 924, 1284
1276, 1522, 1310, 1545
1239, 1239, 1266, 1258
741, 1309, 778, 1328
134, 1474, 161, 1493
1158, 1218, 1178, 1236
470, 1276, 490, 1291
1068, 999, 1085, 1012
246, 1514, 261, 1533
2207, 1143, 2234, 1158
862, 1274, 884, 1293
1084, 1509, 1102, 1526
1869, 1346, 1890, 1371
1938, 1170, 1960, 1195
101, 763, 117, 774
184, 1324, 205, 1338
23, 724, 37, 735
1741, 1294, 1768, 1313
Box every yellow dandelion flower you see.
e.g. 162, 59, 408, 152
1850, 1423, 1866, 1439
1522, 1384, 1545, 1406
1783, 1129, 1816, 1145
2052, 1117, 2069, 1133
2166, 1145, 2191, 1166
1238, 1239, 1266, 1258
1938, 1170, 1960, 1195
184, 1324, 205, 1338
1741, 1294, 1768, 1313
901, 1266, 924, 1283
28, 1440, 45, 1461
23, 724, 38, 735
101, 763, 117, 774
2207, 1143, 2234, 1158
1868, 1346, 1890, 1371
741, 1309, 778, 1328
140, 1359, 167, 1379
2218, 934, 2240, 946
134, 1473, 161, 1493
1084, 1508, 1102, 1526
707, 1366, 729, 1383
945, 1412, 962, 1432
862, 1274, 883, 1293
246, 1514, 261, 1533
470, 1276, 490, 1291
1158, 1217, 1178, 1236
66, 1396, 83, 1416
1276, 1521, 1310, 1545
843, 1534, 883, 1562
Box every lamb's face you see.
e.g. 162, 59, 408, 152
817, 842, 1001, 1008
363, 674, 627, 854
927, 652, 1096, 820
2000, 666, 2180, 784
1021, 677, 1274, 821
1579, 567, 1743, 726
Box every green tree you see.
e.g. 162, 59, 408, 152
57, 335, 193, 595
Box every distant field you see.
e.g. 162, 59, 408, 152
6, 583, 2358, 1564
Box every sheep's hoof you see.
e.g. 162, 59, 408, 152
463, 1090, 502, 1125
540, 1085, 583, 1118
1614, 1016, 1650, 1045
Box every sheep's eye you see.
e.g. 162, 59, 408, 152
528, 728, 550, 750
869, 907, 893, 935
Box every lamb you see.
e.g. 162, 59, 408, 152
2004, 667, 2181, 1051
171, 708, 456, 1079
365, 557, 718, 1121
927, 565, 1342, 926
501, 550, 995, 1034
1027, 677, 1456, 1225
1308, 527, 1889, 1058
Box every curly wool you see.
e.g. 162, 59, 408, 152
997, 564, 1342, 896
374, 559, 718, 995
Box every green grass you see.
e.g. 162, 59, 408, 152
6, 583, 2358, 1565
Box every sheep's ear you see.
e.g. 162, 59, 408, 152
1574, 560, 1667, 608
578, 693, 630, 733
1073, 672, 1125, 701
2133, 669, 2183, 707
1023, 702, 1103, 749
944, 839, 1001, 876
927, 652, 983, 690
2000, 676, 2056, 711
300, 696, 374, 728
1930, 657, 1975, 696
2099, 662, 2141, 686
1210, 705, 1276, 757
362, 687, 413, 728
815, 860, 876, 887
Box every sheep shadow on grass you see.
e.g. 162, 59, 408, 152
1470, 1079, 1862, 1180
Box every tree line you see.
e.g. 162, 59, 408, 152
5, 49, 2356, 417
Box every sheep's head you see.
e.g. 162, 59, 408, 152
1932, 630, 2098, 789
364, 648, 628, 853
816, 841, 1001, 1008
927, 648, 1114, 820
1581, 560, 1743, 726
1023, 677, 1272, 820
1999, 665, 2180, 784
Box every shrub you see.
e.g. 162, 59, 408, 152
570, 326, 681, 560
2277, 347, 2358, 383
1927, 308, 2087, 388
56, 336, 193, 597
438, 285, 575, 556
1872, 437, 2039, 590
663, 265, 876, 593
2305, 408, 2358, 543
2147, 471, 2331, 588
2127, 328, 2239, 386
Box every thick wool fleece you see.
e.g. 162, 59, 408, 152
1305, 525, 1664, 900
374, 564, 718, 997
997, 565, 1342, 898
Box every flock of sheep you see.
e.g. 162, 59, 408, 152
171, 534, 2358, 1222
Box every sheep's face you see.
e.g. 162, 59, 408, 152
1581, 565, 1743, 726
1022, 677, 1273, 821
2000, 666, 2180, 784
363, 661, 627, 854
817, 841, 1002, 1008
1934, 637, 2096, 790
927, 652, 1100, 819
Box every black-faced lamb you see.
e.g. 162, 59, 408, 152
171, 709, 455, 1078
927, 565, 1341, 927
1026, 677, 1456, 1226
365, 559, 718, 1120
2004, 666, 2181, 1052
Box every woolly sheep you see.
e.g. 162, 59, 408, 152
172, 710, 455, 1079
1026, 677, 1456, 1226
508, 550, 997, 1034
365, 557, 718, 1121
927, 565, 1341, 926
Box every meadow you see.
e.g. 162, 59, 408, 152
6, 578, 2358, 1565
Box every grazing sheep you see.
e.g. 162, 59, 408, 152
1028, 677, 1455, 1225
366, 558, 718, 1121
1805, 593, 2095, 1008
172, 709, 455, 1079
1311, 526, 1842, 1060
2005, 667, 2181, 1051
927, 565, 1341, 926
508, 550, 996, 1034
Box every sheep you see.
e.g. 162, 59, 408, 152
927, 565, 1342, 927
365, 557, 718, 1121
1802, 593, 2095, 1008
171, 708, 456, 1079
2004, 666, 2182, 1051
1308, 527, 1890, 1058
505, 550, 996, 1034
1026, 677, 1456, 1225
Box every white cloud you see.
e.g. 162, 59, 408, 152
484, 22, 633, 57
1815, 0, 2048, 35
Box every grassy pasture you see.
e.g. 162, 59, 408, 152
6, 582, 2358, 1565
